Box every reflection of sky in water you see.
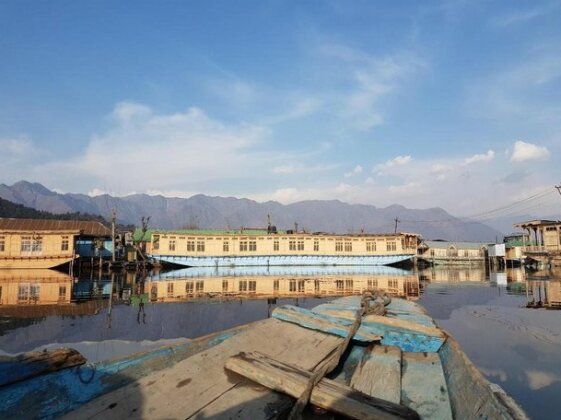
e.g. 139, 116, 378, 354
421, 280, 561, 420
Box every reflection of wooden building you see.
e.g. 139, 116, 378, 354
525, 280, 561, 309
417, 240, 488, 266
144, 273, 420, 302
419, 267, 487, 283
0, 269, 72, 305
0, 219, 111, 269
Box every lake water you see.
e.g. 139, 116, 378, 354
1, 265, 560, 419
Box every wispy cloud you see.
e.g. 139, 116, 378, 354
344, 165, 363, 178
464, 150, 495, 165
510, 140, 550, 162
491, 2, 560, 27
375, 155, 413, 175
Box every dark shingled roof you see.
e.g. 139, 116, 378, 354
0, 218, 111, 237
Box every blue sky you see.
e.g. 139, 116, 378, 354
1, 0, 560, 216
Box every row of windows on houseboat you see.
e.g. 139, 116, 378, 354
0, 236, 70, 253
154, 237, 398, 253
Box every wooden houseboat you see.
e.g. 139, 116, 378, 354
0, 218, 111, 269
148, 229, 419, 267
417, 240, 488, 266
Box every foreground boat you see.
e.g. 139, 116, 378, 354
0, 295, 527, 419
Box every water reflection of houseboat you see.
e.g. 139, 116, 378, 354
148, 230, 419, 267
0, 269, 106, 318
144, 267, 420, 302
525, 279, 561, 309
418, 267, 488, 284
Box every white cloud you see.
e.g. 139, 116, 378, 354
525, 370, 560, 391
510, 141, 550, 162
344, 165, 363, 178
464, 150, 495, 165
375, 155, 413, 175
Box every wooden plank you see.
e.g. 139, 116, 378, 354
63, 318, 343, 420
350, 345, 402, 404
225, 351, 420, 420
272, 305, 382, 342
401, 352, 453, 420
311, 307, 445, 352
0, 348, 85, 387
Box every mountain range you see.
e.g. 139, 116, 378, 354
0, 180, 513, 242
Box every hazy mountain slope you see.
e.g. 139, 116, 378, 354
0, 181, 504, 241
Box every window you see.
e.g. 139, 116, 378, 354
153, 235, 160, 250
196, 241, 205, 252
167, 282, 174, 297
222, 280, 228, 292
239, 241, 248, 251
289, 240, 296, 251
273, 241, 279, 251
30, 284, 40, 300
289, 280, 296, 292
297, 240, 304, 251
314, 279, 320, 292
273, 279, 279, 292
187, 241, 195, 252
32, 237, 42, 253
196, 281, 204, 293
20, 236, 32, 252
248, 281, 256, 292
248, 241, 257, 251
430, 249, 435, 257
0, 236, 5, 252
314, 240, 319, 251
239, 280, 248, 292
18, 284, 29, 302
389, 279, 398, 289
298, 280, 305, 292
367, 278, 378, 289
336, 280, 344, 291
169, 238, 176, 252
335, 241, 343, 252
223, 241, 229, 252
345, 279, 353, 290
464, 250, 469, 257
366, 241, 376, 252
186, 281, 194, 295
59, 285, 66, 300
386, 241, 397, 252
61, 236, 69, 251
344, 242, 352, 252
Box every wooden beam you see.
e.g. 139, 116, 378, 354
0, 348, 86, 387
225, 351, 420, 420
272, 305, 382, 342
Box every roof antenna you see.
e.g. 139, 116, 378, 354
394, 217, 400, 234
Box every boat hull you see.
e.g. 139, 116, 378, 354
149, 253, 415, 267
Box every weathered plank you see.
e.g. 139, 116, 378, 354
0, 348, 85, 387
311, 306, 445, 352
350, 345, 402, 404
225, 351, 420, 420
401, 352, 453, 420
63, 318, 343, 419
272, 305, 382, 342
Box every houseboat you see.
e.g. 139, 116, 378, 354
147, 229, 419, 267
417, 240, 488, 266
0, 218, 111, 269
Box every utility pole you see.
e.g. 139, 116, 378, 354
110, 208, 117, 263
394, 217, 400, 234
556, 183, 561, 196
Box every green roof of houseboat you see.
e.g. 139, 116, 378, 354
133, 228, 286, 241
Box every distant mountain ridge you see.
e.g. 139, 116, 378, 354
0, 181, 504, 242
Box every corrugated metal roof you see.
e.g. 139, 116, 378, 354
0, 218, 111, 236
421, 240, 489, 250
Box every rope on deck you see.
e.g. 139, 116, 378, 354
287, 290, 391, 419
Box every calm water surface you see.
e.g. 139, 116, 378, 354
1, 265, 560, 419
